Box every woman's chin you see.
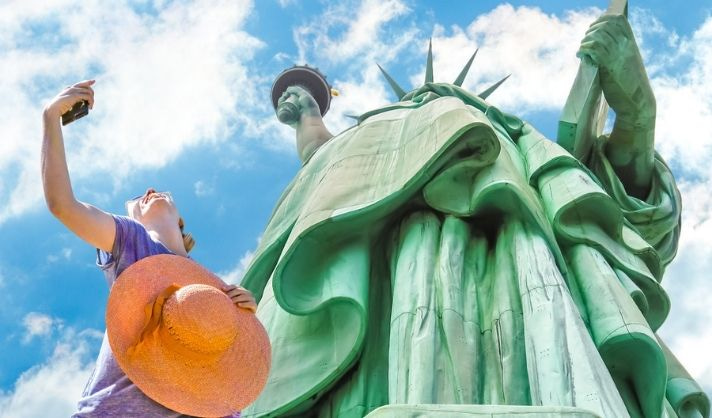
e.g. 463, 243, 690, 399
141, 201, 177, 220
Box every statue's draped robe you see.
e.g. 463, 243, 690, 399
241, 84, 710, 418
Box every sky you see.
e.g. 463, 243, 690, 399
0, 0, 711, 415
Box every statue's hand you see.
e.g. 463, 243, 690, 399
577, 15, 656, 130
276, 85, 321, 127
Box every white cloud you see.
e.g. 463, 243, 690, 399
220, 249, 256, 285
291, 3, 599, 132
408, 4, 601, 114
21, 312, 60, 343
0, 0, 264, 224
277, 0, 296, 8
193, 180, 214, 197
324, 66, 392, 134
294, 0, 412, 64
658, 181, 712, 396
650, 17, 712, 181
46, 247, 73, 263
0, 327, 102, 418
291, 0, 415, 130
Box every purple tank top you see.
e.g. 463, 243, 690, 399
73, 215, 240, 418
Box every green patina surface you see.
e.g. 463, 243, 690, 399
241, 4, 709, 417
239, 87, 706, 418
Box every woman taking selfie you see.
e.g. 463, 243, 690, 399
41, 80, 258, 417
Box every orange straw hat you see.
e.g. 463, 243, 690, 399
106, 254, 270, 417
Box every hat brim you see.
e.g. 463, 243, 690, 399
271, 66, 331, 116
106, 254, 271, 417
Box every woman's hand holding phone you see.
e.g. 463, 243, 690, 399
43, 80, 95, 123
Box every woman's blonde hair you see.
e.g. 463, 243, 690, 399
178, 217, 195, 253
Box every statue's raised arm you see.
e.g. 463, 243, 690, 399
579, 13, 656, 198
272, 66, 334, 163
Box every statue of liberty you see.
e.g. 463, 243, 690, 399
241, 2, 710, 417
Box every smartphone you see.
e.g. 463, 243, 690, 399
61, 100, 89, 126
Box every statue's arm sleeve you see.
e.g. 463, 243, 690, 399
587, 135, 682, 266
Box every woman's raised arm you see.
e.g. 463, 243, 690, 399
42, 80, 116, 252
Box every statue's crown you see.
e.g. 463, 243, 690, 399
377, 39, 509, 102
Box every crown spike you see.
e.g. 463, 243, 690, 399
344, 114, 360, 120
453, 49, 479, 87
425, 39, 434, 83
377, 63, 407, 100
478, 74, 510, 99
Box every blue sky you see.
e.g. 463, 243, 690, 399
1, 0, 711, 415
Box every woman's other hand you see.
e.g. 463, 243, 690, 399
222, 284, 258, 313
43, 80, 95, 119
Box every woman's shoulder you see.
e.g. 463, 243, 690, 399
97, 215, 153, 271
112, 214, 143, 229
111, 215, 155, 241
